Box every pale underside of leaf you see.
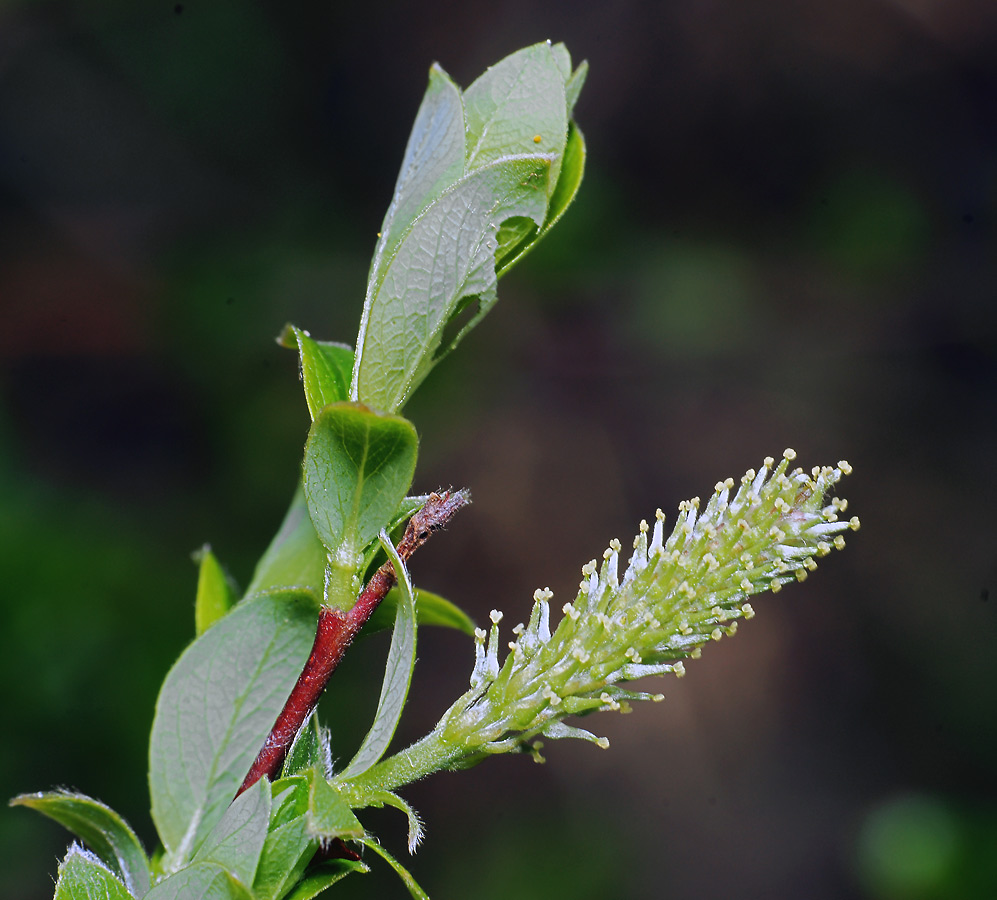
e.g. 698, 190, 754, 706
354, 154, 552, 411
193, 777, 271, 888
143, 862, 252, 900
365, 63, 466, 308
149, 592, 318, 867
463, 42, 567, 193
495, 122, 586, 277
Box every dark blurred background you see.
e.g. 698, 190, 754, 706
2, 1, 996, 898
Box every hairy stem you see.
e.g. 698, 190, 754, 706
238, 489, 471, 795
338, 728, 469, 797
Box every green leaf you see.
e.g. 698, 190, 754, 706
252, 780, 314, 900
353, 155, 552, 411
283, 860, 368, 900
549, 41, 572, 80
143, 862, 252, 900
194, 546, 236, 636
306, 769, 364, 841
463, 41, 567, 193
280, 326, 354, 421
495, 121, 586, 277
357, 838, 430, 900
349, 789, 423, 855
192, 776, 271, 887
282, 711, 332, 779
149, 591, 319, 869
340, 533, 417, 779
365, 63, 466, 304
54, 846, 134, 900
11, 791, 150, 897
244, 486, 326, 602
302, 403, 418, 608
565, 60, 588, 117
364, 586, 475, 636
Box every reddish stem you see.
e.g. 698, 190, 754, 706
238, 489, 470, 795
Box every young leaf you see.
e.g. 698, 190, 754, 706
192, 776, 271, 888
194, 546, 236, 636
549, 41, 572, 80
344, 789, 423, 855
357, 838, 430, 900
366, 63, 465, 302
283, 859, 368, 900
495, 122, 586, 277
353, 155, 552, 411
143, 862, 252, 900
252, 780, 315, 900
279, 326, 354, 421
306, 769, 364, 841
11, 791, 150, 897
54, 845, 134, 900
244, 486, 326, 602
282, 711, 332, 779
302, 403, 418, 607
364, 586, 475, 636
339, 532, 417, 779
463, 41, 567, 192
565, 60, 588, 117
149, 591, 319, 870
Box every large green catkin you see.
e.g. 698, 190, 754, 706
437, 450, 859, 756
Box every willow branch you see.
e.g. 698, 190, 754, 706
238, 489, 470, 795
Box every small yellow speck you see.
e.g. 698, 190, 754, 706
533, 134, 542, 143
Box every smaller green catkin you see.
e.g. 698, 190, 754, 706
437, 450, 859, 756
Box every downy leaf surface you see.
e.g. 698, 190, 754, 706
353, 155, 551, 411
143, 862, 252, 900
149, 591, 318, 868
11, 791, 150, 898
53, 846, 134, 900
367, 63, 465, 300
495, 121, 586, 276
463, 41, 567, 192
281, 711, 331, 779
252, 780, 314, 900
192, 776, 271, 887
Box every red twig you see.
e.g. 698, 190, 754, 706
238, 489, 470, 795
